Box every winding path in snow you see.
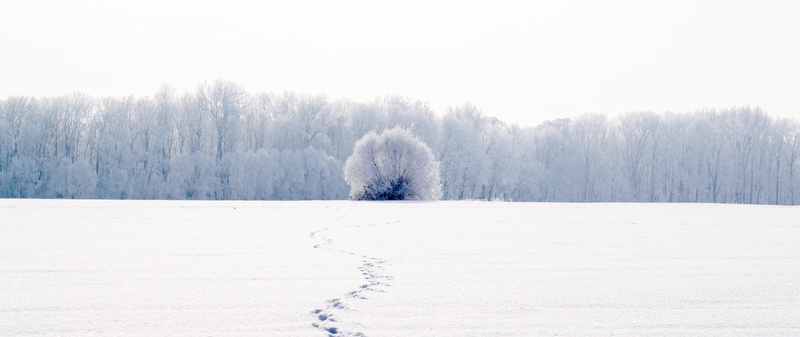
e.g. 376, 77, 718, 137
308, 221, 394, 337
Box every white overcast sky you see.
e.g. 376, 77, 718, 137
1, 0, 798, 126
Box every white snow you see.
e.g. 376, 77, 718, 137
2, 200, 799, 336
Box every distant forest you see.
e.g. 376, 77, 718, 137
2, 80, 799, 204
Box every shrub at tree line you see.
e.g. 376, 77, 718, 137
344, 127, 441, 201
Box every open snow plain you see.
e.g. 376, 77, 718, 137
1, 200, 799, 336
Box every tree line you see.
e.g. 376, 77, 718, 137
2, 80, 799, 204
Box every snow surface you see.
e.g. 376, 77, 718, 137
1, 200, 799, 336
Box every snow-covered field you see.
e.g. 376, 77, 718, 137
1, 200, 799, 336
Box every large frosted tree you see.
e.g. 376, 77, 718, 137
344, 127, 441, 200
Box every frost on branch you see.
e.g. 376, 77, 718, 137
344, 127, 442, 200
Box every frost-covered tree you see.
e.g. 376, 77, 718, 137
344, 127, 441, 200
4, 156, 41, 198
168, 152, 215, 199
274, 148, 349, 200
533, 118, 575, 201
196, 80, 247, 161
218, 150, 277, 200
570, 113, 611, 202
88, 97, 135, 199
617, 111, 659, 201
438, 107, 489, 199
47, 158, 97, 199
267, 92, 338, 152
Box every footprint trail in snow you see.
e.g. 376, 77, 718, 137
308, 223, 394, 337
